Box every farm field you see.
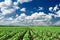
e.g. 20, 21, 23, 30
0, 26, 60, 40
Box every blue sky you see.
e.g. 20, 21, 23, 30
0, 0, 60, 26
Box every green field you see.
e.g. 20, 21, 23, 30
0, 26, 60, 40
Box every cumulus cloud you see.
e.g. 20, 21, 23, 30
11, 6, 60, 26
0, 0, 33, 25
1, 8, 15, 15
0, 0, 20, 15
0, 11, 60, 26
0, 0, 32, 15
0, 0, 60, 26
5, 0, 12, 6
11, 12, 53, 26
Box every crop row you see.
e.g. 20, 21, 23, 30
0, 27, 60, 40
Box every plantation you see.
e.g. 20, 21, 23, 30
0, 26, 60, 40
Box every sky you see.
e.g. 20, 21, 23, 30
0, 0, 60, 26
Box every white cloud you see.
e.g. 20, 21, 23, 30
17, 0, 32, 4
49, 7, 53, 12
7, 17, 13, 20
0, 11, 60, 26
20, 8, 26, 12
49, 4, 60, 18
11, 12, 53, 26
12, 13, 26, 23
16, 14, 19, 17
0, 17, 14, 25
1, 8, 15, 15
53, 21, 60, 25
48, 13, 55, 16
0, 0, 32, 15
38, 7, 43, 10
0, 0, 33, 25
54, 10, 60, 17
56, 10, 60, 17
0, 16, 4, 20
49, 5, 59, 12
53, 5, 59, 11
13, 2, 20, 9
13, 2, 18, 6
5, 0, 12, 6
25, 12, 47, 20
0, 1, 60, 26
0, 0, 20, 15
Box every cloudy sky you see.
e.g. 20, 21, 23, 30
0, 0, 60, 26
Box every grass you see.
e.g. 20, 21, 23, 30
0, 26, 60, 40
